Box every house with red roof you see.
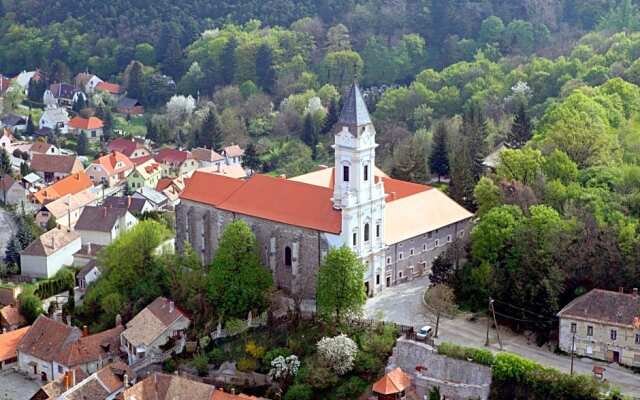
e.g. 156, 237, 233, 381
86, 151, 134, 187
95, 81, 123, 96
108, 137, 151, 160
176, 83, 472, 301
69, 116, 104, 140
155, 148, 198, 178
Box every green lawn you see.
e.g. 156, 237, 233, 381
113, 115, 147, 137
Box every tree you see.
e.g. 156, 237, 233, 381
221, 37, 238, 85
76, 132, 89, 156
323, 51, 363, 89
134, 43, 156, 66
196, 109, 223, 150
255, 44, 276, 93
326, 24, 351, 52
322, 97, 339, 134
428, 387, 442, 400
26, 115, 35, 136
429, 254, 454, 285
207, 221, 273, 319
302, 113, 318, 157
20, 162, 30, 177
242, 143, 261, 173
4, 236, 21, 267
479, 16, 505, 44
0, 148, 11, 177
474, 177, 501, 217
506, 104, 532, 148
16, 216, 34, 249
316, 334, 358, 375
496, 148, 543, 186
424, 284, 457, 338
127, 61, 144, 101
429, 122, 449, 181
18, 292, 43, 324
46, 215, 57, 230
391, 136, 428, 183
316, 247, 366, 324
162, 38, 184, 78
72, 94, 86, 113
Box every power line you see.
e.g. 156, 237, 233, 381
492, 298, 557, 319
493, 310, 556, 324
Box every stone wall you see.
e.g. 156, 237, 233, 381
387, 338, 492, 400
176, 200, 329, 300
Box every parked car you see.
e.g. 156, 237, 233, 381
416, 325, 433, 341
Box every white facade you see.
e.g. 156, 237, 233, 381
121, 314, 190, 365
3, 181, 27, 206
20, 236, 81, 278
85, 75, 103, 93
332, 119, 386, 295
77, 212, 138, 246
39, 108, 69, 134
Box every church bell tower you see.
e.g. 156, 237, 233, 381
333, 83, 387, 296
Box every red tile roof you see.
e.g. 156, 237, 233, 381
108, 137, 148, 158
133, 155, 155, 166
0, 304, 26, 327
0, 326, 30, 363
155, 148, 190, 164
33, 172, 93, 204
69, 116, 104, 130
372, 367, 412, 395
30, 154, 82, 174
91, 151, 134, 176
58, 325, 124, 367
380, 177, 430, 202
181, 171, 342, 234
16, 316, 80, 363
95, 81, 122, 95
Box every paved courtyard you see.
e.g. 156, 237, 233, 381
365, 275, 640, 398
0, 369, 41, 400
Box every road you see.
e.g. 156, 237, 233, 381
364, 275, 640, 398
0, 208, 16, 257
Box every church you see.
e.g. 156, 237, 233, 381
176, 83, 472, 303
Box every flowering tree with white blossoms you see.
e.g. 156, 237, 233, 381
316, 334, 358, 375
269, 355, 300, 382
166, 95, 196, 123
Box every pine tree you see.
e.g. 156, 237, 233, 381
162, 38, 184, 79
76, 132, 89, 155
429, 122, 449, 181
28, 78, 46, 103
448, 139, 476, 211
145, 118, 158, 143
322, 97, 339, 134
20, 162, 30, 177
302, 113, 319, 158
197, 109, 223, 150
429, 254, 454, 285
462, 104, 488, 182
221, 37, 238, 85
0, 148, 11, 177
72, 94, 86, 113
127, 61, 144, 101
16, 216, 34, 249
242, 143, 261, 173
4, 236, 21, 266
506, 103, 532, 149
255, 44, 276, 93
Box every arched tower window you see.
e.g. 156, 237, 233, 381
284, 246, 292, 266
364, 223, 370, 242
364, 164, 369, 181
343, 165, 350, 182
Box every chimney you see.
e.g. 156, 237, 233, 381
619, 287, 624, 293
169, 300, 174, 313
231, 388, 236, 395
64, 371, 71, 391
124, 373, 130, 388
633, 288, 638, 297
82, 325, 89, 337
71, 369, 76, 386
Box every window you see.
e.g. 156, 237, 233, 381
435, 239, 440, 247
353, 232, 357, 246
611, 329, 617, 341
570, 323, 577, 333
343, 165, 350, 182
386, 257, 392, 265
635, 334, 640, 345
410, 248, 414, 256
58, 365, 64, 373
586, 345, 593, 355
587, 326, 593, 336
447, 235, 452, 243
427, 232, 432, 239
376, 274, 380, 285
423, 244, 427, 251
458, 230, 465, 238
364, 165, 369, 181
364, 223, 370, 242
398, 271, 403, 278
399, 252, 404, 260
376, 224, 380, 238
284, 246, 292, 267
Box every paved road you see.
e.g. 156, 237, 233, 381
0, 208, 16, 257
364, 275, 640, 398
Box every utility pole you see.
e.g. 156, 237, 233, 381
485, 297, 491, 347
570, 333, 576, 375
489, 297, 503, 350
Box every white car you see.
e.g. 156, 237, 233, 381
416, 325, 433, 340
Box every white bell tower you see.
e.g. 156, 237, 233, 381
333, 83, 387, 296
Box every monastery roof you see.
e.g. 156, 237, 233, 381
557, 289, 640, 328
181, 171, 342, 234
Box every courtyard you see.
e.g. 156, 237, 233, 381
0, 369, 41, 400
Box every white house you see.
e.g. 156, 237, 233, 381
39, 107, 70, 134
120, 297, 190, 365
132, 187, 169, 211
74, 206, 138, 246
16, 315, 123, 382
1, 175, 28, 206
20, 227, 81, 278
76, 260, 101, 291
222, 144, 244, 165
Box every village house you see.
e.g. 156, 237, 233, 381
86, 151, 134, 187
222, 144, 244, 165
177, 84, 472, 301
198, 163, 248, 179
1, 113, 28, 132
33, 171, 93, 204
192, 147, 226, 169
117, 97, 144, 115
69, 116, 104, 140
127, 158, 162, 191
0, 304, 26, 331
29, 368, 88, 400
0, 327, 29, 370
95, 81, 124, 97
557, 288, 640, 367
108, 137, 151, 160
20, 227, 82, 278
0, 127, 14, 151
103, 195, 153, 215
155, 148, 198, 178
29, 141, 60, 157
35, 188, 98, 229
76, 260, 101, 291
30, 153, 83, 183
45, 83, 86, 108
120, 297, 190, 365
156, 176, 185, 208
73, 242, 105, 267
74, 73, 104, 94
123, 372, 263, 400
54, 362, 133, 400
14, 70, 38, 95
16, 315, 123, 381
39, 107, 70, 134
1, 174, 28, 206
75, 206, 138, 246
132, 187, 169, 211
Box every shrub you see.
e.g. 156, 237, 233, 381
163, 358, 176, 373
208, 347, 227, 366
246, 340, 266, 359
316, 334, 358, 375
192, 352, 209, 376
353, 350, 383, 377
263, 347, 292, 366
237, 357, 258, 372
438, 342, 495, 366
269, 355, 301, 382
297, 359, 339, 390
334, 376, 368, 399
284, 384, 313, 400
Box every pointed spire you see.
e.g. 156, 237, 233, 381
338, 82, 371, 129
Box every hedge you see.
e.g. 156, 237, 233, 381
438, 342, 495, 366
